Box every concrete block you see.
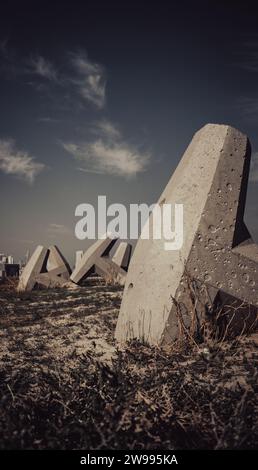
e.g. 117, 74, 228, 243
17, 245, 71, 292
17, 246, 48, 292
115, 124, 258, 345
70, 235, 127, 285
35, 272, 73, 289
94, 256, 127, 285
112, 242, 132, 271
47, 245, 71, 279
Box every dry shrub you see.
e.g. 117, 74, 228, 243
0, 277, 257, 449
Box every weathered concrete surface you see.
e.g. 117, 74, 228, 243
112, 242, 132, 271
94, 256, 127, 285
34, 272, 74, 289
46, 245, 71, 279
115, 124, 258, 346
17, 246, 48, 292
17, 245, 72, 292
75, 250, 84, 269
70, 236, 127, 285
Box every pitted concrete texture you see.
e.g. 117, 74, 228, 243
17, 245, 72, 292
70, 236, 127, 285
115, 124, 258, 346
112, 242, 132, 271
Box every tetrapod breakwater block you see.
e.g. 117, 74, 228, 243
115, 124, 258, 345
70, 235, 127, 285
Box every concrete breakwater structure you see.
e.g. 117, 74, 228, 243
70, 237, 131, 286
115, 124, 258, 346
17, 245, 73, 292
17, 238, 132, 292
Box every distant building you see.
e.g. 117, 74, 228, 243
0, 252, 18, 279
4, 264, 19, 278
0, 254, 7, 263
0, 252, 14, 264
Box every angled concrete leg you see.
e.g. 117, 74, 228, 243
75, 250, 84, 269
47, 245, 71, 279
17, 246, 49, 292
95, 256, 127, 285
18, 245, 72, 291
112, 242, 132, 271
35, 272, 73, 288
116, 124, 258, 346
70, 235, 118, 284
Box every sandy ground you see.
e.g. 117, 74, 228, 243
0, 277, 122, 371
0, 278, 257, 449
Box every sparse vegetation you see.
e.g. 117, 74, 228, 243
0, 278, 257, 449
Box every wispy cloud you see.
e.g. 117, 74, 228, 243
235, 96, 258, 121
47, 223, 72, 236
0, 139, 45, 183
237, 96, 258, 113
37, 116, 60, 123
0, 45, 106, 110
28, 51, 106, 108
236, 39, 258, 72
69, 52, 106, 108
250, 151, 258, 182
61, 120, 150, 178
92, 119, 121, 139
29, 55, 58, 81
234, 39, 258, 119
18, 239, 35, 245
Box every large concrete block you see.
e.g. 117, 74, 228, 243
94, 256, 127, 285
70, 236, 127, 285
17, 246, 48, 292
46, 245, 71, 279
112, 242, 132, 271
115, 124, 258, 345
17, 245, 72, 292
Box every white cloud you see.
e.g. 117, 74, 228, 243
1, 47, 106, 110
61, 121, 150, 178
37, 116, 60, 123
47, 223, 71, 235
250, 151, 258, 182
29, 55, 58, 81
0, 139, 45, 183
93, 119, 121, 139
69, 52, 106, 108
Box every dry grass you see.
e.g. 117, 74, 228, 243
0, 277, 257, 449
